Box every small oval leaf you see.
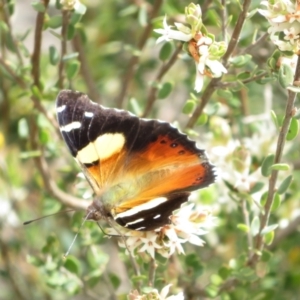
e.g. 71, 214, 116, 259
66, 60, 80, 80
271, 163, 290, 171
286, 117, 299, 141
261, 154, 275, 177
237, 224, 249, 233
159, 42, 173, 61
158, 82, 173, 99
182, 100, 196, 114
264, 231, 275, 245
250, 216, 260, 236
271, 192, 281, 211
49, 46, 59, 65
277, 175, 293, 194
279, 63, 294, 88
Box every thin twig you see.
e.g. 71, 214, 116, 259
217, 71, 269, 88
72, 33, 101, 102
0, 56, 27, 88
142, 43, 183, 117
185, 0, 252, 129
31, 0, 50, 88
240, 32, 269, 55
248, 56, 300, 267
58, 9, 70, 89
115, 0, 163, 108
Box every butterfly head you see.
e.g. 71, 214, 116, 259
85, 199, 111, 222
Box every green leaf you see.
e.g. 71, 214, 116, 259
74, 2, 87, 15
218, 266, 231, 280
138, 4, 147, 27
261, 224, 278, 235
277, 175, 293, 194
287, 85, 300, 93
47, 15, 63, 29
109, 273, 121, 289
271, 163, 290, 171
196, 113, 208, 126
278, 63, 294, 88
264, 231, 275, 245
237, 223, 249, 233
49, 46, 59, 65
31, 1, 46, 12
67, 24, 76, 40
261, 250, 272, 262
216, 89, 232, 100
237, 71, 251, 80
250, 216, 260, 236
70, 13, 83, 26
159, 42, 173, 61
64, 256, 81, 275
62, 52, 79, 61
158, 82, 173, 99
66, 60, 80, 80
260, 191, 268, 207
249, 181, 264, 194
261, 154, 275, 177
182, 100, 196, 114
286, 117, 299, 141
271, 192, 281, 211
270, 110, 279, 129
230, 54, 252, 67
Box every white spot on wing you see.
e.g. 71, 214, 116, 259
76, 133, 125, 163
84, 111, 94, 118
60, 121, 81, 132
124, 218, 144, 227
115, 197, 168, 219
135, 227, 146, 231
153, 214, 161, 219
57, 105, 66, 113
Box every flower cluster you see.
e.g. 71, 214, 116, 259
128, 284, 184, 300
259, 0, 300, 53
154, 3, 227, 93
106, 203, 216, 259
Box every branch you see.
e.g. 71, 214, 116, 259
58, 9, 70, 89
185, 0, 252, 129
142, 43, 183, 117
248, 55, 300, 267
31, 0, 50, 88
115, 0, 163, 108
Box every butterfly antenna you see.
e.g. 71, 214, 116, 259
23, 209, 76, 225
64, 212, 90, 257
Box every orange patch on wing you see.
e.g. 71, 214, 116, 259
85, 149, 127, 189
114, 163, 209, 213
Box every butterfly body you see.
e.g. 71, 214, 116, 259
56, 90, 216, 231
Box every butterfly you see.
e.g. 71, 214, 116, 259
56, 90, 216, 231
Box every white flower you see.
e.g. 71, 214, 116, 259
154, 16, 192, 44
128, 284, 184, 300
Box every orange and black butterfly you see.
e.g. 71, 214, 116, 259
56, 90, 216, 231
